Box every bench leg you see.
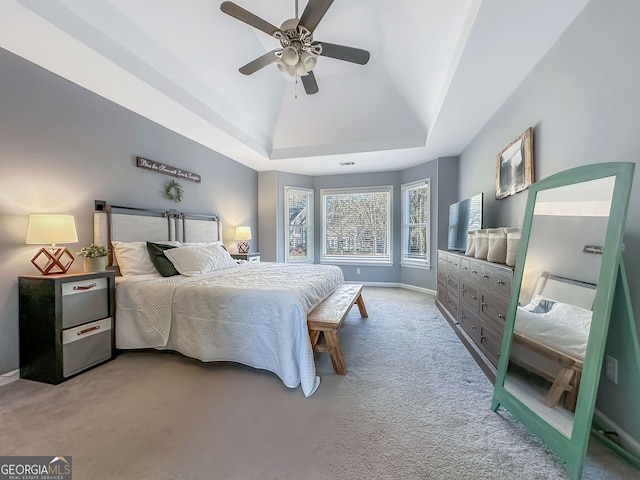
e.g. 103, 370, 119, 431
325, 330, 346, 375
545, 367, 577, 408
308, 329, 320, 350
355, 293, 368, 318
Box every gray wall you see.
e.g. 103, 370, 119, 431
258, 171, 313, 263
0, 48, 258, 375
458, 0, 640, 444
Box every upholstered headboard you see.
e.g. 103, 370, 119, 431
93, 200, 222, 265
533, 272, 597, 310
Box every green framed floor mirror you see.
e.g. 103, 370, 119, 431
491, 162, 640, 479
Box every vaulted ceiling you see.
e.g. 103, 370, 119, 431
0, 0, 590, 175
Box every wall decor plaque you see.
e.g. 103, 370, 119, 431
136, 157, 201, 183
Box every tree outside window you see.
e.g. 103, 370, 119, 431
401, 179, 430, 268
321, 186, 392, 264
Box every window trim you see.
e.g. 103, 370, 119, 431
400, 179, 431, 269
284, 186, 314, 263
320, 185, 393, 265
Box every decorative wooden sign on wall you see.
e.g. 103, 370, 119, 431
136, 157, 201, 183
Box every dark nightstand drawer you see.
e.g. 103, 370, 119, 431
62, 318, 112, 377
62, 278, 109, 329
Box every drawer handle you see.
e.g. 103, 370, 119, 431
73, 283, 97, 291
471, 270, 478, 274
481, 303, 487, 310
496, 280, 505, 285
77, 325, 100, 336
471, 296, 477, 300
498, 314, 505, 320
462, 267, 468, 270
471, 326, 477, 330
480, 336, 486, 343
482, 274, 489, 278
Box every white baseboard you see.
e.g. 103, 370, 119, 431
593, 408, 640, 459
345, 281, 436, 295
0, 369, 19, 388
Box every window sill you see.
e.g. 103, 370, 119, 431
400, 261, 431, 270
320, 260, 394, 267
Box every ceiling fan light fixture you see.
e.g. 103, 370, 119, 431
282, 46, 300, 66
300, 51, 317, 72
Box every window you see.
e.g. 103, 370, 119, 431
284, 187, 313, 263
401, 179, 430, 268
321, 186, 392, 264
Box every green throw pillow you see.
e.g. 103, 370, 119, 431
146, 242, 180, 277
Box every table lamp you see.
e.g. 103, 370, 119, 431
235, 226, 252, 254
26, 214, 78, 274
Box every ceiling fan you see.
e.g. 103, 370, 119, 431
220, 0, 370, 95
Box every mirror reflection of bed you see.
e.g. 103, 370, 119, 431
503, 175, 614, 438
505, 273, 596, 437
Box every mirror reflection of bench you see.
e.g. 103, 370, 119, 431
512, 332, 583, 411
307, 284, 368, 375
510, 273, 596, 412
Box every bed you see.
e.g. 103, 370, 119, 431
510, 272, 596, 411
93, 201, 344, 397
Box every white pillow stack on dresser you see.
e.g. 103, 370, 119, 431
163, 244, 237, 276
465, 230, 477, 257
505, 227, 522, 266
474, 229, 489, 260
487, 228, 507, 264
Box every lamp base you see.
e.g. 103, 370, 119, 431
237, 241, 250, 254
31, 247, 74, 275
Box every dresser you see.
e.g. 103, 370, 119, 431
19, 271, 116, 384
436, 250, 513, 382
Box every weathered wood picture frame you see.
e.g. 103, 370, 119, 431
495, 127, 534, 200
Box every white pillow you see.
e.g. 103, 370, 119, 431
111, 240, 180, 277
163, 244, 237, 276
181, 240, 227, 250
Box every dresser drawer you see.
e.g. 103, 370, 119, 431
493, 268, 512, 299
480, 264, 512, 299
438, 252, 448, 273
480, 322, 502, 367
62, 278, 109, 329
447, 255, 461, 275
480, 289, 508, 334
460, 280, 480, 311
447, 275, 459, 299
460, 306, 481, 344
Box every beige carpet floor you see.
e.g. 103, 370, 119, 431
1, 287, 637, 479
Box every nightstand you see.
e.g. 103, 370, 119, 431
19, 271, 116, 384
231, 252, 261, 262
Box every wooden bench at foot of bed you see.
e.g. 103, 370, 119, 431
307, 284, 368, 375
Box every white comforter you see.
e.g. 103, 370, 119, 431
115, 262, 344, 396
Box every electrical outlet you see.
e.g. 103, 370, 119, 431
356, 268, 361, 275
605, 355, 618, 384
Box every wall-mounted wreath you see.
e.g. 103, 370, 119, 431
165, 180, 184, 203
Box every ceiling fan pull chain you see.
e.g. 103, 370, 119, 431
294, 75, 299, 99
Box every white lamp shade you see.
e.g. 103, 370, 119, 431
235, 226, 252, 241
26, 214, 78, 245
282, 46, 300, 66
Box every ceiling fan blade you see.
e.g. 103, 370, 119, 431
316, 42, 370, 65
299, 0, 334, 33
301, 71, 319, 95
220, 1, 281, 37
239, 50, 281, 75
